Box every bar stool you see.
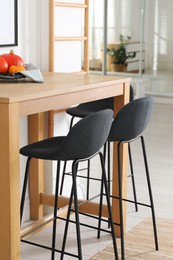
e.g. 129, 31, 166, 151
20, 109, 118, 260
60, 86, 138, 212
98, 96, 159, 260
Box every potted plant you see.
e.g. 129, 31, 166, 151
107, 34, 136, 72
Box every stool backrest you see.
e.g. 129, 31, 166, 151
59, 109, 113, 160
108, 96, 154, 142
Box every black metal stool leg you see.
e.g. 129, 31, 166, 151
128, 143, 138, 212
51, 160, 61, 260
99, 152, 119, 260
97, 143, 107, 238
107, 141, 111, 229
20, 157, 32, 225
118, 142, 125, 260
140, 136, 159, 251
60, 185, 74, 260
97, 172, 104, 239
86, 159, 90, 200
72, 161, 82, 259
59, 161, 67, 195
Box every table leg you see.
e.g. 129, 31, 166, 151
112, 82, 130, 236
0, 103, 20, 260
29, 113, 45, 220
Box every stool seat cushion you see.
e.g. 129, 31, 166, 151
66, 97, 114, 118
20, 136, 66, 160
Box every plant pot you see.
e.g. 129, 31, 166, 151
110, 63, 127, 72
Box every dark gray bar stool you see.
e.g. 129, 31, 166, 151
20, 109, 118, 260
98, 96, 159, 260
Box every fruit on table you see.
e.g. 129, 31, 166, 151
0, 56, 8, 73
0, 50, 24, 68
8, 65, 25, 74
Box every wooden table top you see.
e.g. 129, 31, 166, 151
0, 72, 131, 104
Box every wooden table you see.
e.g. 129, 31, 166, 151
0, 72, 130, 259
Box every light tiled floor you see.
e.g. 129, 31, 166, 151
21, 101, 173, 259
